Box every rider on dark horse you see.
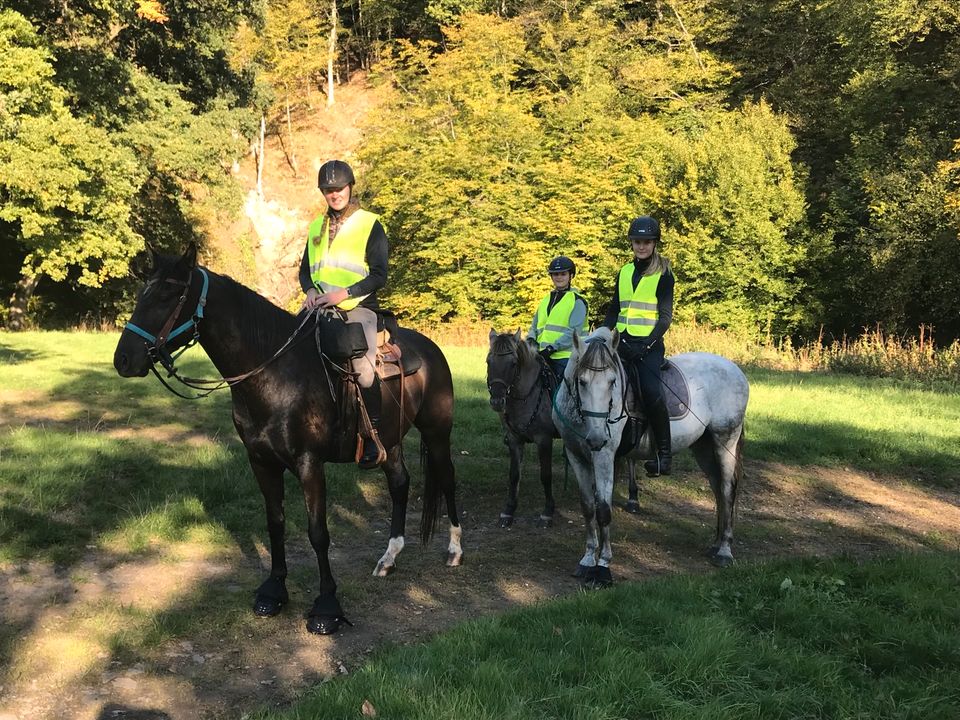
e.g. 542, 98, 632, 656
601, 216, 675, 477
299, 159, 388, 470
526, 256, 588, 380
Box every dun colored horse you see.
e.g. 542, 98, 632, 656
486, 330, 559, 528
554, 328, 748, 587
113, 245, 463, 634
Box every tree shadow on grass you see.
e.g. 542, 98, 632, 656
0, 341, 43, 364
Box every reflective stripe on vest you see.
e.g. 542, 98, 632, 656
535, 290, 587, 360
615, 263, 660, 337
306, 209, 379, 311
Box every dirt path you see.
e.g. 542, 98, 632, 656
2, 459, 958, 720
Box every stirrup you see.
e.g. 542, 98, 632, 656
643, 455, 672, 477
357, 431, 387, 469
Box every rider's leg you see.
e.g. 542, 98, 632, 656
637, 343, 671, 476
348, 307, 383, 470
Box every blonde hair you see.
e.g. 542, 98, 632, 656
643, 251, 672, 277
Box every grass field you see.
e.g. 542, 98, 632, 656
2, 331, 959, 718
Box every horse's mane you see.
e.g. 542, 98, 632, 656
579, 328, 618, 370
212, 270, 301, 357
491, 332, 520, 355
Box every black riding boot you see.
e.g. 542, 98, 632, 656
358, 378, 383, 470
643, 398, 672, 476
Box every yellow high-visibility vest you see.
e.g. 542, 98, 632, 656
306, 209, 379, 311
534, 291, 587, 359
615, 263, 660, 337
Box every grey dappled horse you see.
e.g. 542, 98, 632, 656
554, 328, 748, 586
486, 329, 559, 528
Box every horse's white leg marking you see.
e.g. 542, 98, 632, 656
373, 536, 405, 577
446, 523, 463, 567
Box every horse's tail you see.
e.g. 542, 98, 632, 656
419, 437, 441, 544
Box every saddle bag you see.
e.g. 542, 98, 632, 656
316, 312, 368, 361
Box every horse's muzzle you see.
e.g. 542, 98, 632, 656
114, 344, 150, 378
489, 397, 506, 413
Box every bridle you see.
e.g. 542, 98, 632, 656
486, 344, 552, 435
554, 339, 627, 442
125, 268, 209, 373
124, 267, 313, 399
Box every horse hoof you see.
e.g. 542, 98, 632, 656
622, 500, 641, 514
253, 596, 284, 617
498, 514, 514, 528
446, 551, 464, 567
581, 565, 613, 589
306, 615, 341, 635
572, 563, 593, 578
373, 561, 395, 577
703, 545, 720, 558
537, 515, 553, 529
710, 553, 734, 568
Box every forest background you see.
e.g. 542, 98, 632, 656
2, 0, 959, 345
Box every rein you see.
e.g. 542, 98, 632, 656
126, 268, 315, 400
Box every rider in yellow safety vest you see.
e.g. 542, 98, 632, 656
527, 256, 589, 380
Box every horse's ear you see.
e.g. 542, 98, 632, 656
572, 329, 583, 355
179, 242, 198, 271
611, 329, 620, 350
513, 328, 522, 343
489, 328, 498, 346
131, 248, 155, 280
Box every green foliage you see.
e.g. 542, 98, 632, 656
0, 10, 143, 287
705, 0, 960, 340
361, 10, 806, 335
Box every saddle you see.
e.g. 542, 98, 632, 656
314, 312, 421, 463
617, 359, 691, 457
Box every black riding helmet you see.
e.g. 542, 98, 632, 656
547, 256, 576, 278
318, 160, 355, 190
627, 216, 660, 242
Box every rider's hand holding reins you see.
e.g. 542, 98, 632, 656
303, 287, 349, 311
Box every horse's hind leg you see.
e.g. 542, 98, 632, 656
621, 458, 641, 514
374, 444, 410, 577
421, 429, 463, 567
250, 456, 290, 617
499, 430, 523, 528
536, 436, 555, 528
691, 427, 743, 568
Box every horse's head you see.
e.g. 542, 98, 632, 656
567, 328, 624, 452
114, 244, 199, 377
486, 328, 530, 413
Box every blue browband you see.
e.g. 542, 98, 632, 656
125, 268, 210, 346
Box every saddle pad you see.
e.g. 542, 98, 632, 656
377, 336, 422, 380
624, 359, 690, 420
662, 360, 690, 420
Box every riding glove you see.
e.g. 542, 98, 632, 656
539, 345, 555, 359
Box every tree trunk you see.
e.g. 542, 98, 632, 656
6, 273, 39, 331
256, 114, 265, 198
285, 94, 299, 176
327, 0, 337, 108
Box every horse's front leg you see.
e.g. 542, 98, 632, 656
711, 428, 743, 568
374, 445, 409, 577
590, 449, 616, 587
297, 457, 345, 634
498, 425, 523, 528
250, 456, 290, 617
536, 436, 555, 528
568, 449, 599, 578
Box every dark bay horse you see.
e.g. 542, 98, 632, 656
113, 245, 463, 635
486, 330, 559, 528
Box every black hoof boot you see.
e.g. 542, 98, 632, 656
582, 565, 613, 589
622, 499, 641, 514
537, 514, 553, 529
253, 577, 288, 617
497, 513, 514, 528
572, 563, 593, 578
306, 593, 352, 635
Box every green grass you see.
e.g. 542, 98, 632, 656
2, 331, 960, 716
256, 552, 960, 720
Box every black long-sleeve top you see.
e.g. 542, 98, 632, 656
299, 218, 389, 311
602, 256, 674, 345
